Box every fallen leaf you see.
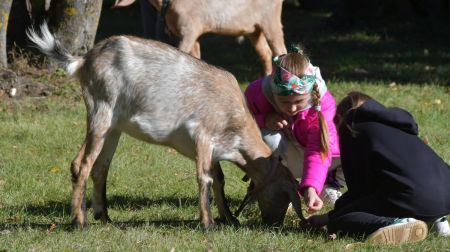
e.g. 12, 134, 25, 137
434, 99, 441, 105
422, 136, 429, 145
47, 223, 57, 233
49, 166, 61, 173
167, 148, 177, 154
7, 215, 22, 223
329, 233, 337, 240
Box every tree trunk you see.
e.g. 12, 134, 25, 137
0, 0, 13, 68
48, 0, 103, 55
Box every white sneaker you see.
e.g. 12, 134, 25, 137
367, 218, 428, 245
429, 216, 450, 237
320, 186, 342, 205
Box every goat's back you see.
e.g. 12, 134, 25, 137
79, 36, 256, 158
166, 0, 283, 35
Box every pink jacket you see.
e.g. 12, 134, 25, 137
244, 77, 340, 194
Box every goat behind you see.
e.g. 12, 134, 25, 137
27, 23, 305, 229
114, 0, 287, 75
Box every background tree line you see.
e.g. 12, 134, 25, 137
0, 0, 448, 69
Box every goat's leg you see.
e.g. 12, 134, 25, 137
71, 143, 86, 184
247, 30, 273, 75
195, 135, 215, 229
190, 40, 201, 59
178, 33, 201, 58
71, 106, 113, 228
261, 22, 287, 56
91, 129, 122, 223
211, 162, 239, 225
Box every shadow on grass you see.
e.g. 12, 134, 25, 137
0, 195, 256, 230
0, 195, 329, 234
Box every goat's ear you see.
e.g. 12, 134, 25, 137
286, 187, 307, 222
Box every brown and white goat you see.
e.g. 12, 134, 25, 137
114, 0, 287, 75
27, 23, 304, 229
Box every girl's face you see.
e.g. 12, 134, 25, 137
274, 93, 310, 116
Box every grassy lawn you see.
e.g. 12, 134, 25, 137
1, 5, 450, 252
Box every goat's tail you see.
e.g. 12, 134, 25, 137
26, 22, 84, 76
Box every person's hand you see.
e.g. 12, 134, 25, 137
303, 187, 323, 213
265, 113, 288, 130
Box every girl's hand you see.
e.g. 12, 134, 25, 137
304, 187, 323, 213
265, 113, 288, 130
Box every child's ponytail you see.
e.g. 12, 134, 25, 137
312, 83, 329, 160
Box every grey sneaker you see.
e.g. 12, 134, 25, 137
429, 216, 450, 237
367, 218, 428, 245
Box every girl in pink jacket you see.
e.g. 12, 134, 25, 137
244, 45, 342, 213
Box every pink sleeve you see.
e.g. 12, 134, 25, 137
299, 92, 337, 194
244, 79, 274, 128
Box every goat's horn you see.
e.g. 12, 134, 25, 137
288, 189, 307, 222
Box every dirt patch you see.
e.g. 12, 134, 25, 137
0, 68, 54, 99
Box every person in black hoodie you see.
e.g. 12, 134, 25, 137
308, 91, 450, 245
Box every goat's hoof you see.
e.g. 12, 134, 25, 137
94, 212, 111, 223
231, 220, 240, 226
215, 217, 240, 226
71, 219, 88, 230
202, 221, 217, 232
228, 216, 240, 226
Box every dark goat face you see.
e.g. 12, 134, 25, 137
254, 158, 301, 226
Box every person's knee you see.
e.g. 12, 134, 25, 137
261, 129, 283, 152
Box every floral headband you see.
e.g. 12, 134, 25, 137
271, 55, 316, 96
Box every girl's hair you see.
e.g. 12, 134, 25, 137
312, 83, 329, 160
278, 45, 329, 159
277, 44, 309, 77
335, 91, 373, 131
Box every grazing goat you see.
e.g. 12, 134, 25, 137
27, 23, 305, 229
114, 0, 287, 75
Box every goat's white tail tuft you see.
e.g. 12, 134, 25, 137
26, 22, 84, 75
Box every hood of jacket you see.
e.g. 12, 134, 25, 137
347, 99, 419, 135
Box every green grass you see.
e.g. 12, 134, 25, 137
1, 83, 449, 251
1, 5, 450, 252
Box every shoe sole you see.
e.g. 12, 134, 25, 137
367, 220, 428, 245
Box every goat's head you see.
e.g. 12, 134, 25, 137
240, 156, 306, 226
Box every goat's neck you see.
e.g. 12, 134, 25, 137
234, 118, 274, 184
237, 145, 274, 185
245, 162, 272, 185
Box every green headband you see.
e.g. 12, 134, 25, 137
271, 56, 316, 96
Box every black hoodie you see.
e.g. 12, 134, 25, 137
336, 99, 450, 221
